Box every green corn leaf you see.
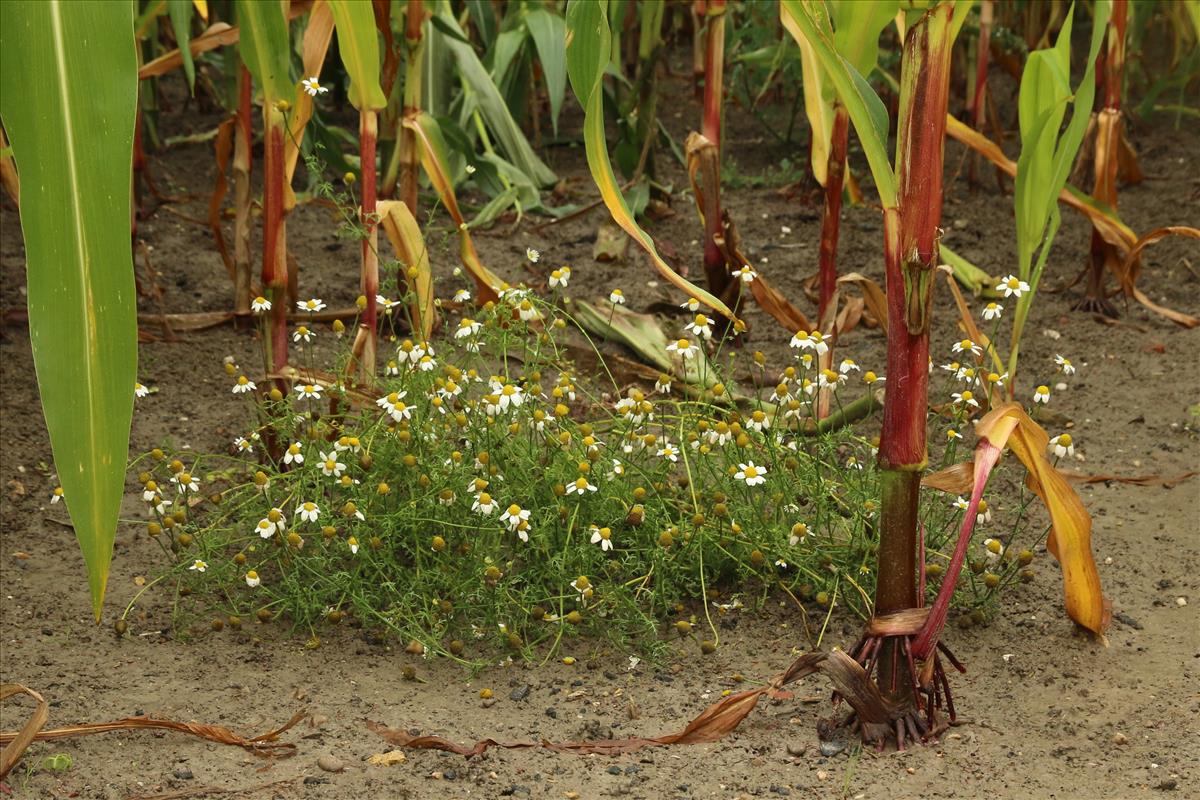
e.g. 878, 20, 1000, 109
236, 0, 292, 104
328, 0, 387, 111
0, 0, 139, 619
1014, 1, 1111, 277
524, 8, 567, 136
781, 0, 897, 209
166, 0, 196, 91
435, 8, 557, 187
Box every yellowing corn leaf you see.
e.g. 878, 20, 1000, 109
377, 200, 434, 342
402, 112, 504, 303
284, 1, 334, 187
566, 1, 736, 321
976, 403, 1110, 637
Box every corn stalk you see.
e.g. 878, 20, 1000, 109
232, 65, 253, 321
329, 0, 388, 383
236, 0, 292, 376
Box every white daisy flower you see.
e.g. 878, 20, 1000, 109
1054, 354, 1075, 375
1049, 433, 1075, 458
232, 375, 256, 394
283, 442, 305, 465
295, 383, 324, 402
1033, 385, 1051, 404
839, 359, 860, 374
377, 295, 400, 314
684, 313, 714, 341
453, 288, 471, 303
996, 275, 1030, 298
172, 471, 200, 493
293, 325, 314, 343
297, 501, 320, 523
655, 374, 672, 394
952, 338, 981, 357
189, 559, 208, 573
734, 462, 767, 487
526, 247, 541, 263
51, 486, 64, 504
456, 318, 482, 339
609, 289, 626, 305
665, 338, 698, 360
244, 570, 261, 588
590, 526, 614, 552
566, 477, 597, 496
251, 296, 272, 313
657, 442, 679, 462
318, 451, 346, 478
297, 297, 327, 313
731, 265, 757, 283
301, 76, 328, 96
549, 267, 571, 288
951, 390, 980, 408
472, 492, 496, 515
134, 382, 149, 398
681, 297, 700, 312
500, 503, 530, 532
982, 302, 1003, 321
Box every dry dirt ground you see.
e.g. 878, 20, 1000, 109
2, 58, 1199, 800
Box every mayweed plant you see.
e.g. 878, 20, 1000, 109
118, 262, 1080, 665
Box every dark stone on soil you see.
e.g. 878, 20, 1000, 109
770, 786, 792, 796
1114, 610, 1143, 630
510, 684, 531, 701
303, 777, 329, 785
172, 768, 194, 780
1154, 779, 1178, 791
545, 707, 558, 718
607, 765, 622, 775
443, 770, 457, 781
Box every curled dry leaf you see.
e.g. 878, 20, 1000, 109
367, 650, 901, 759
0, 684, 302, 775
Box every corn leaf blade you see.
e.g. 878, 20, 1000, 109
0, 0, 139, 618
566, 0, 735, 320
328, 0, 387, 111
525, 8, 567, 136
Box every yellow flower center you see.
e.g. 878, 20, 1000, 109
743, 466, 758, 479
1058, 433, 1072, 446
507, 504, 521, 516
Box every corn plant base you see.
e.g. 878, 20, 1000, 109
831, 624, 965, 750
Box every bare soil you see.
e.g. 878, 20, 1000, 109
2, 58, 1199, 800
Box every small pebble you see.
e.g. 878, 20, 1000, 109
816, 770, 829, 781
510, 684, 532, 701
607, 765, 622, 775
1112, 732, 1129, 746
172, 768, 194, 781
786, 741, 807, 757
317, 755, 345, 773
482, 697, 496, 708
1176, 597, 1188, 607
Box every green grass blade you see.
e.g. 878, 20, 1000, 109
0, 0, 139, 619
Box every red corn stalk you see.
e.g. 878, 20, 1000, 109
233, 65, 253, 323
699, 0, 736, 308
262, 103, 288, 376
814, 103, 848, 420
395, 0, 424, 214
966, 0, 1001, 190
1078, 0, 1134, 317
874, 3, 956, 711
817, 104, 848, 323
358, 110, 379, 383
